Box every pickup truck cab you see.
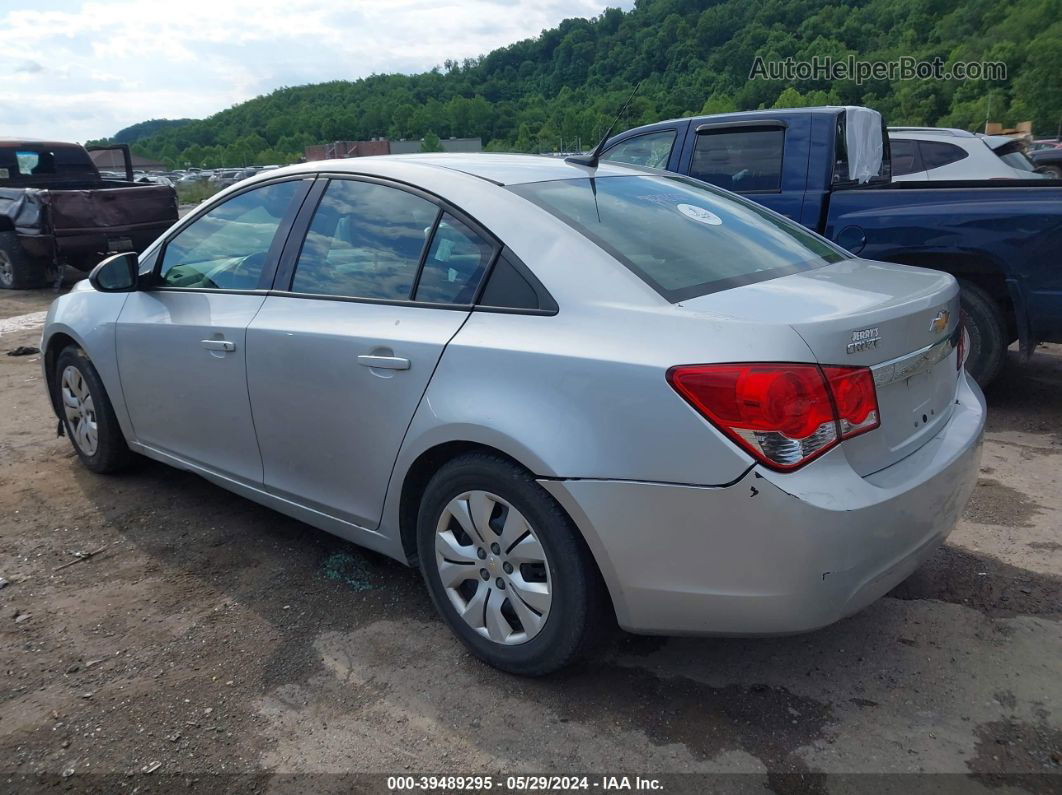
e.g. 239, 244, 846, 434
603, 107, 1062, 385
0, 140, 178, 289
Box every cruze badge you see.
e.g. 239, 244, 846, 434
847, 327, 880, 354
930, 309, 950, 334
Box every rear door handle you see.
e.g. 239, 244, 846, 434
201, 339, 235, 352
357, 354, 410, 370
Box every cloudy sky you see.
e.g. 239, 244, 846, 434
1, 0, 629, 143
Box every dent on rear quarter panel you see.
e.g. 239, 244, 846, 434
44, 289, 133, 440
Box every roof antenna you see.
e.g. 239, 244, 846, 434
566, 81, 642, 168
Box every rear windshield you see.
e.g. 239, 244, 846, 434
993, 142, 1037, 172
510, 175, 849, 302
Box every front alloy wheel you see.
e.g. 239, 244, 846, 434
54, 346, 133, 473
434, 490, 552, 645
61, 364, 98, 456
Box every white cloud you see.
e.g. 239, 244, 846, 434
0, 0, 630, 142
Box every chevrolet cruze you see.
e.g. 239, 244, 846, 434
42, 154, 985, 675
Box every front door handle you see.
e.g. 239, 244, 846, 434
201, 339, 235, 352
357, 354, 410, 370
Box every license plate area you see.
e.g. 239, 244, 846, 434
842, 329, 960, 476
107, 236, 134, 253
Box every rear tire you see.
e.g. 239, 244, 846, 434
55, 346, 134, 473
417, 452, 610, 675
0, 231, 48, 290
958, 279, 1006, 388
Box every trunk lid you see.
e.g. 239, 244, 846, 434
681, 258, 961, 475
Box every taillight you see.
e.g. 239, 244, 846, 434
667, 363, 880, 471
822, 366, 880, 438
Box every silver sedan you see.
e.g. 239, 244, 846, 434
42, 154, 985, 675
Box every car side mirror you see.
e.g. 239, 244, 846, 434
89, 252, 139, 292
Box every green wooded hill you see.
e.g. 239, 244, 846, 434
119, 0, 1061, 168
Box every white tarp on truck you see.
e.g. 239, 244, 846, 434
842, 106, 884, 184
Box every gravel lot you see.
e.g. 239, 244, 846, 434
1, 282, 1059, 793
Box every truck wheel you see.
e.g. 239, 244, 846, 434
0, 231, 48, 290
958, 279, 1006, 388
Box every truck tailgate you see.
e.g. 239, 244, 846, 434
46, 184, 177, 234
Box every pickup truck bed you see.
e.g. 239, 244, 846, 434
824, 180, 1062, 362
0, 140, 177, 289
603, 107, 1062, 385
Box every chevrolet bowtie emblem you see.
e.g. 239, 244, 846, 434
930, 309, 950, 334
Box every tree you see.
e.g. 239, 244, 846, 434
124, 0, 1059, 168
420, 131, 443, 152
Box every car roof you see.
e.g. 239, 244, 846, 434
887, 127, 977, 139
274, 152, 653, 186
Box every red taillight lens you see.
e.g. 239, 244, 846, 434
667, 363, 880, 471
822, 366, 880, 439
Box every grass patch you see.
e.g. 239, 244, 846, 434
176, 181, 221, 205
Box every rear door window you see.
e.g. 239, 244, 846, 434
413, 214, 495, 304
690, 128, 784, 192
291, 179, 439, 300
603, 130, 677, 169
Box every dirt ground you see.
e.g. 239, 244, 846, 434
1, 282, 1059, 794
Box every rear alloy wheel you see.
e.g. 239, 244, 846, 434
435, 490, 552, 645
417, 453, 609, 675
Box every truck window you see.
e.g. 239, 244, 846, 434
689, 128, 784, 193
603, 130, 676, 169
16, 151, 42, 175
0, 145, 98, 181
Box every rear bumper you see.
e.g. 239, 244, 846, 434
540, 373, 986, 635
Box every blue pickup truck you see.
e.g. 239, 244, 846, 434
603, 107, 1062, 386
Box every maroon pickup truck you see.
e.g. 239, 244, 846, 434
0, 140, 177, 289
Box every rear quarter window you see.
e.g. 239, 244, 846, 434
919, 141, 968, 170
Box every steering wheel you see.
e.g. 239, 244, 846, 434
225, 251, 267, 287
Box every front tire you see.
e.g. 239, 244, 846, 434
417, 452, 609, 675
958, 279, 1006, 388
55, 346, 134, 473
